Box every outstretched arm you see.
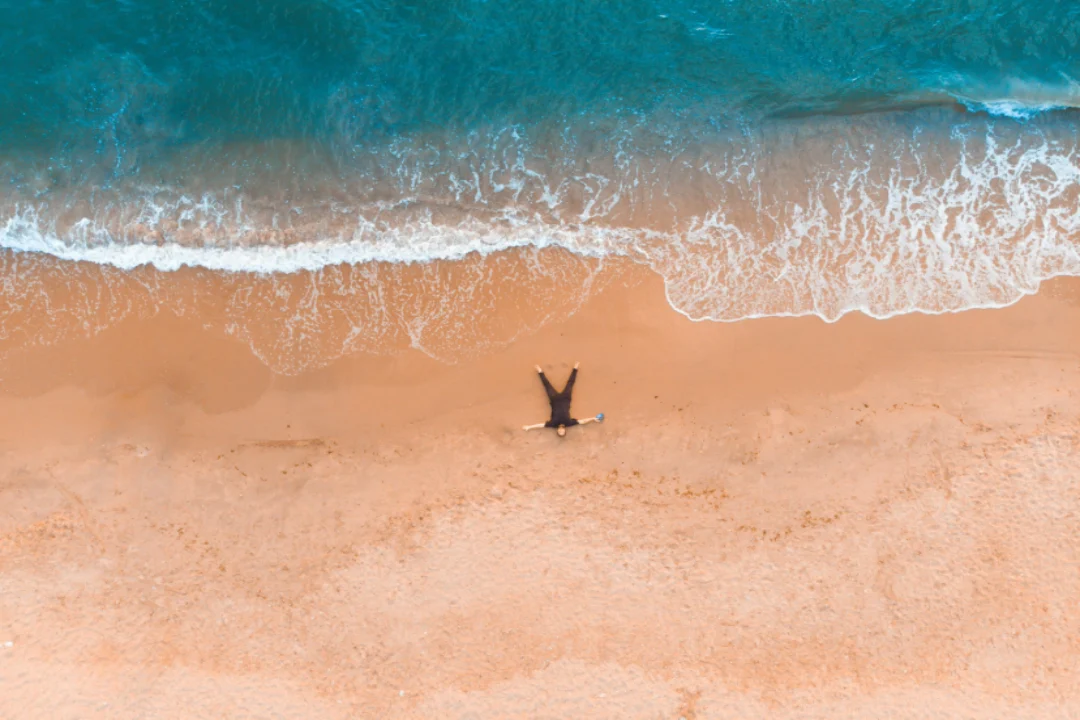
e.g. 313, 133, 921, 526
577, 416, 600, 426
522, 423, 547, 431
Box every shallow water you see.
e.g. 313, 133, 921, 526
2, 1, 1080, 369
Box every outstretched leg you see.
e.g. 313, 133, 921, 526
538, 371, 558, 400
561, 367, 578, 397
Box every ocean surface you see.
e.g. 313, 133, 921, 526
3, 1, 1080, 369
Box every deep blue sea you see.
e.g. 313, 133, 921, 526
2, 1, 1080, 367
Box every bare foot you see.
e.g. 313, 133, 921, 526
535, 365, 543, 373
574, 361, 580, 369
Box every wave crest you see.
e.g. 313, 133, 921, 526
2, 110, 1080, 371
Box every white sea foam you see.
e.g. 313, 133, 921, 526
965, 100, 1067, 120
953, 76, 1080, 119
0, 206, 615, 273
2, 113, 1080, 333
651, 127, 1080, 322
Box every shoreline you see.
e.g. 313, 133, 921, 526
1, 269, 1079, 717
3, 264, 1079, 449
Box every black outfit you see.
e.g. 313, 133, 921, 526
539, 368, 579, 428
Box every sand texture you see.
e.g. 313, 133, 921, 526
1, 268, 1079, 718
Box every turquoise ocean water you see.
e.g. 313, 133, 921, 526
2, 1, 1080, 366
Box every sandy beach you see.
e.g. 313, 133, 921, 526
1, 258, 1079, 718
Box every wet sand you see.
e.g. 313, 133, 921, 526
1, 262, 1079, 718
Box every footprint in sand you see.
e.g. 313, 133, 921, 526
112, 443, 151, 459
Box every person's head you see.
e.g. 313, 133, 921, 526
557, 424, 566, 437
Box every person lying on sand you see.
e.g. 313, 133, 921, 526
522, 362, 603, 437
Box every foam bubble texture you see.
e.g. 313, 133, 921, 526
1, 111, 1079, 370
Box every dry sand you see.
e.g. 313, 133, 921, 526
1, 262, 1079, 718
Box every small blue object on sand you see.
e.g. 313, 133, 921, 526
596, 413, 605, 422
